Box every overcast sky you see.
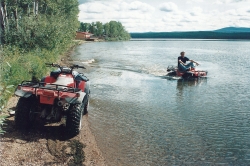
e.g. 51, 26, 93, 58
78, 0, 250, 32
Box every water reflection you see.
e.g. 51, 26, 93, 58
177, 78, 207, 89
176, 78, 207, 99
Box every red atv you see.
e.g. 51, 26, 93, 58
14, 63, 90, 136
166, 65, 207, 79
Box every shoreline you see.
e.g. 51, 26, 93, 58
61, 40, 107, 166
0, 40, 107, 166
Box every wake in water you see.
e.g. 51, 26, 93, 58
141, 64, 168, 76
81, 59, 95, 65
141, 64, 181, 80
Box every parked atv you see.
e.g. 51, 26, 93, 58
166, 65, 207, 79
14, 63, 90, 136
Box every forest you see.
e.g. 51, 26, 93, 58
79, 21, 131, 41
0, 0, 80, 133
1, 0, 79, 49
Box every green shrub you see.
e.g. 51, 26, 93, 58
0, 115, 8, 135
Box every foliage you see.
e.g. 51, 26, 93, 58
78, 21, 131, 41
0, 115, 8, 135
2, 0, 79, 51
0, 48, 12, 135
79, 22, 90, 32
1, 0, 80, 90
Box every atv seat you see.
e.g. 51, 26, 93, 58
50, 69, 61, 78
53, 76, 74, 86
75, 73, 89, 82
74, 73, 89, 88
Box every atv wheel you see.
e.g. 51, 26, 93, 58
167, 71, 176, 76
83, 99, 89, 115
82, 91, 90, 115
15, 97, 35, 129
66, 104, 83, 136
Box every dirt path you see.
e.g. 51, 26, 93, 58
0, 42, 107, 166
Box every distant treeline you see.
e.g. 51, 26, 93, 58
79, 21, 131, 41
130, 31, 250, 39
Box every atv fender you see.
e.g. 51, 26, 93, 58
15, 88, 33, 98
65, 91, 86, 104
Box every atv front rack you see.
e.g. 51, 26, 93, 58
15, 81, 82, 104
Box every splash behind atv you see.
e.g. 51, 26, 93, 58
14, 63, 90, 137
166, 65, 207, 79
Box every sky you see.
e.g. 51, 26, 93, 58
78, 0, 250, 32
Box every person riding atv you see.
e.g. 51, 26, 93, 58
178, 51, 199, 72
166, 52, 207, 79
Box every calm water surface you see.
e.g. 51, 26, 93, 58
73, 40, 250, 165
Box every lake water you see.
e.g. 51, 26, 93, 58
72, 39, 250, 165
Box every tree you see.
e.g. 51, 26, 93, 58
79, 20, 131, 41
109, 21, 119, 38
95, 21, 103, 37
103, 22, 110, 37
79, 22, 90, 32
89, 22, 96, 35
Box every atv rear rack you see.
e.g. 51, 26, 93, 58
18, 81, 81, 92
15, 81, 82, 103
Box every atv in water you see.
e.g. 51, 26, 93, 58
14, 63, 90, 136
166, 65, 207, 79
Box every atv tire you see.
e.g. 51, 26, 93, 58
83, 99, 89, 115
82, 90, 90, 115
66, 104, 83, 137
167, 71, 176, 76
15, 97, 34, 129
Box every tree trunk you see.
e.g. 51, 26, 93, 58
33, 0, 35, 14
2, 1, 8, 30
0, 4, 3, 44
14, 0, 18, 29
0, 1, 6, 44
28, 3, 30, 16
33, 0, 38, 15
35, 0, 38, 15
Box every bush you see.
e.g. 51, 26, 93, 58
0, 49, 12, 134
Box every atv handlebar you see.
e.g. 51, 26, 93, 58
45, 63, 60, 68
45, 63, 86, 69
71, 64, 86, 69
